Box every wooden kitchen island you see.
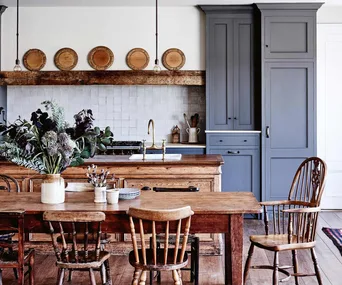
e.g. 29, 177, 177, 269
0, 154, 224, 193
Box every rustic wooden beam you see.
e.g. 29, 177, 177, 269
0, 70, 205, 86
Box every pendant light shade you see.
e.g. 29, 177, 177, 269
13, 0, 21, 71
153, 0, 161, 73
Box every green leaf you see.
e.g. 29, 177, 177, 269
98, 143, 106, 152
101, 138, 111, 146
70, 157, 84, 167
94, 127, 100, 135
80, 150, 90, 159
104, 126, 112, 137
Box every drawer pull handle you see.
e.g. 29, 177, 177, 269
266, 126, 270, 138
228, 151, 240, 154
141, 186, 151, 191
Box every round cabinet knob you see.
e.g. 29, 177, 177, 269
228, 117, 232, 120
234, 117, 237, 120
244, 140, 247, 142
219, 140, 223, 142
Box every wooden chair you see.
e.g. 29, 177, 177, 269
43, 211, 111, 285
128, 206, 194, 285
244, 156, 327, 285
0, 174, 21, 280
151, 187, 200, 285
0, 210, 35, 285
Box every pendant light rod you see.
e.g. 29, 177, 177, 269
16, 0, 19, 64
155, 0, 158, 65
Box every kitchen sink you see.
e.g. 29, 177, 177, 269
129, 154, 182, 160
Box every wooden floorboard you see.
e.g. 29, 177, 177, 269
1, 212, 342, 284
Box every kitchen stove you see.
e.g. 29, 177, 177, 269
100, 141, 143, 155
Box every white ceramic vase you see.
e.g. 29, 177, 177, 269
94, 186, 107, 203
41, 174, 65, 204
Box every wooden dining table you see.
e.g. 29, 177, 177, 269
0, 191, 261, 285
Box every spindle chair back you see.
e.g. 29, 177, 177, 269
128, 206, 194, 285
43, 211, 111, 285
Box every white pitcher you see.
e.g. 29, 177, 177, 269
186, 127, 200, 143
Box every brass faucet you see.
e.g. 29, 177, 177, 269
142, 119, 166, 160
147, 119, 158, 149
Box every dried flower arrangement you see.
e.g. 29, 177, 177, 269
86, 164, 111, 187
0, 101, 113, 174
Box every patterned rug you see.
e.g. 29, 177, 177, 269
322, 227, 342, 255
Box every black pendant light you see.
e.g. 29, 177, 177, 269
153, 0, 161, 73
13, 0, 21, 72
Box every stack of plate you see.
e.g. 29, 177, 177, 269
119, 188, 141, 200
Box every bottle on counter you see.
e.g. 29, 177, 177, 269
171, 125, 180, 143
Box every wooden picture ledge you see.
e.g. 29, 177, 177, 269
0, 70, 205, 86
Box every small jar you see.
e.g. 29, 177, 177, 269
94, 186, 107, 203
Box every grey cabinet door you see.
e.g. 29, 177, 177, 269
233, 18, 254, 130
209, 148, 260, 201
207, 18, 234, 130
264, 16, 314, 59
263, 62, 315, 201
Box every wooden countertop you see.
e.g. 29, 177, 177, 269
0, 154, 223, 166
0, 191, 261, 215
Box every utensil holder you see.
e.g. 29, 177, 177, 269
186, 127, 200, 143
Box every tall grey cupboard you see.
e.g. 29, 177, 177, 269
256, 3, 322, 201
200, 5, 260, 200
201, 3, 322, 202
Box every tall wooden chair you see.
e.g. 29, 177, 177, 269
244, 157, 327, 285
0, 174, 21, 280
151, 187, 200, 285
43, 211, 111, 285
128, 206, 194, 285
0, 210, 35, 285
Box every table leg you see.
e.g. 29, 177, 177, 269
225, 214, 243, 285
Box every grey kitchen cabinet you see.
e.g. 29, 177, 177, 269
207, 133, 260, 201
256, 3, 322, 201
201, 6, 255, 130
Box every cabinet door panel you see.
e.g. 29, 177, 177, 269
208, 148, 260, 201
208, 18, 234, 130
234, 18, 254, 130
265, 16, 314, 59
264, 62, 314, 201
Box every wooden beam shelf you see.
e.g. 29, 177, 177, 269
0, 70, 205, 86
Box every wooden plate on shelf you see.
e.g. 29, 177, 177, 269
126, 48, 149, 70
162, 48, 186, 70
88, 46, 114, 70
54, 47, 78, 71
23, 49, 46, 71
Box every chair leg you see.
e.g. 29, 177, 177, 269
172, 270, 181, 285
310, 248, 323, 285
139, 270, 147, 285
104, 259, 112, 285
100, 264, 106, 284
0, 269, 3, 285
68, 269, 72, 282
89, 268, 96, 285
132, 269, 140, 285
56, 268, 65, 285
194, 237, 199, 285
17, 268, 24, 285
243, 243, 254, 284
273, 252, 279, 285
9, 247, 18, 279
291, 250, 299, 285
29, 253, 35, 285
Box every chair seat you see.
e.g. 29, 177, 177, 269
0, 248, 34, 264
250, 234, 316, 251
57, 233, 111, 244
129, 248, 188, 271
0, 233, 14, 241
56, 250, 111, 269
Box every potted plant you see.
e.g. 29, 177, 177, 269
0, 101, 112, 204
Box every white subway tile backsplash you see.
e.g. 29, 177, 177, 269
7, 85, 205, 142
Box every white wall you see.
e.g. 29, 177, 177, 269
1, 6, 205, 71
316, 6, 342, 209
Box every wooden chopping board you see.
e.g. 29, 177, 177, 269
23, 49, 46, 71
54, 48, 78, 71
88, 46, 114, 70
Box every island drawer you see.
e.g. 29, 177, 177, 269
124, 179, 212, 193
208, 133, 260, 146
